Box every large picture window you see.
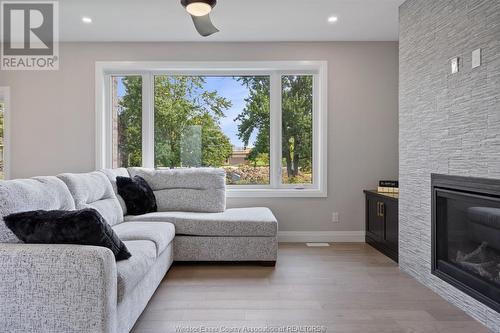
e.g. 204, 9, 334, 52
97, 62, 327, 197
153, 75, 271, 186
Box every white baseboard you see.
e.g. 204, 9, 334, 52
278, 231, 365, 243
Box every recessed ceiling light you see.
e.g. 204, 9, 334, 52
328, 16, 338, 23
82, 17, 92, 24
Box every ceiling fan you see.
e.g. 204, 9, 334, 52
180, 0, 219, 37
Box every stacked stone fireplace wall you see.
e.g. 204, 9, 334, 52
399, 0, 500, 331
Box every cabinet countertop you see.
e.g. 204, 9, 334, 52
364, 190, 399, 201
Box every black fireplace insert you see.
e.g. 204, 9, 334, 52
432, 174, 500, 312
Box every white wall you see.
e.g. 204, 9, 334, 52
0, 42, 398, 234
0, 87, 10, 180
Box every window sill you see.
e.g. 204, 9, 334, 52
226, 187, 327, 198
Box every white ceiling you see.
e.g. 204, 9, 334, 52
60, 0, 405, 42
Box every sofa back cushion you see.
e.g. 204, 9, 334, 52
99, 168, 130, 215
57, 171, 123, 226
128, 167, 226, 213
0, 176, 75, 243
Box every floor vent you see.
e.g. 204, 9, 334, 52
306, 243, 330, 247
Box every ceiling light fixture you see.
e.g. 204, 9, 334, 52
180, 0, 219, 37
82, 16, 92, 24
328, 16, 338, 23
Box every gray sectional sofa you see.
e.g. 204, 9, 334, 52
0, 168, 278, 333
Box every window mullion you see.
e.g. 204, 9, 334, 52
270, 72, 282, 189
142, 72, 154, 168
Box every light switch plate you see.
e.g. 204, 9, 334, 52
472, 48, 481, 68
451, 57, 459, 74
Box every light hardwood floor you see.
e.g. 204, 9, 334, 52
132, 243, 492, 333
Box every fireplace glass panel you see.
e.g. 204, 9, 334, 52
435, 188, 500, 306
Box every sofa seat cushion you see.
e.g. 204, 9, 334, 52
124, 207, 278, 237
117, 240, 157, 302
113, 222, 175, 256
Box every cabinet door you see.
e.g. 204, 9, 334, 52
384, 200, 398, 251
367, 197, 384, 240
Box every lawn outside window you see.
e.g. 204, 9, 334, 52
96, 62, 327, 197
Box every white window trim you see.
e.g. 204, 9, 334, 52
95, 61, 328, 198
0, 87, 10, 180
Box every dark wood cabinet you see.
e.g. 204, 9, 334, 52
364, 190, 398, 262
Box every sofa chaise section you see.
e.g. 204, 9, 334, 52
116, 168, 279, 264
125, 208, 278, 263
